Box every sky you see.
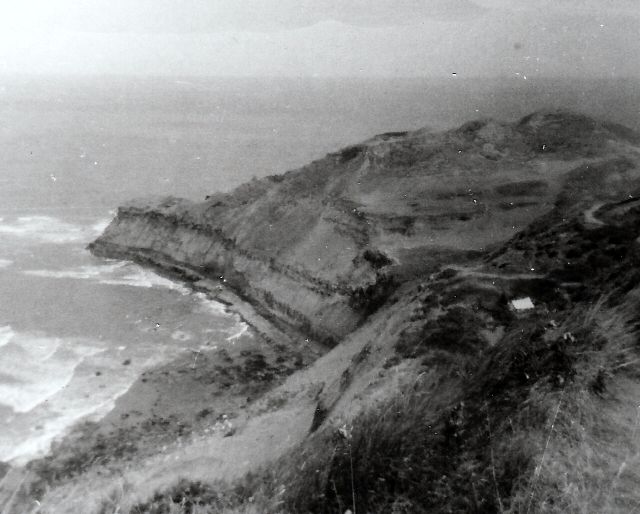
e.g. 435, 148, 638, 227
0, 0, 637, 77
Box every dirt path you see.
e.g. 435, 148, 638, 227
445, 264, 545, 281
583, 202, 606, 226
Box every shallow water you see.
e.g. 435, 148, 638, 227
0, 213, 249, 464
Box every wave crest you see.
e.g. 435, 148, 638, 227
0, 215, 113, 245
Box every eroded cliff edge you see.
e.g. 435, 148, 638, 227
88, 110, 640, 347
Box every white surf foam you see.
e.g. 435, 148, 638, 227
0, 325, 15, 348
0, 258, 12, 269
23, 261, 191, 295
2, 392, 128, 465
0, 340, 174, 464
99, 266, 191, 294
24, 262, 127, 280
0, 333, 103, 413
0, 214, 114, 245
0, 216, 86, 244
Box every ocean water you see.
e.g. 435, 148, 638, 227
0, 75, 638, 464
0, 214, 250, 464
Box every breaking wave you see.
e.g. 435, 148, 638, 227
0, 327, 173, 464
0, 215, 112, 245
0, 330, 102, 414
24, 262, 191, 294
0, 325, 15, 348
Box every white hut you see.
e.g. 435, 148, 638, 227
510, 297, 535, 312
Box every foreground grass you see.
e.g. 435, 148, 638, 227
513, 306, 640, 513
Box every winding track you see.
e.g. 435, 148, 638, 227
583, 202, 606, 226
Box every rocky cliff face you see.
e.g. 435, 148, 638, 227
89, 110, 640, 346
89, 197, 362, 345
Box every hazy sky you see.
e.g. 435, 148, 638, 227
0, 0, 637, 77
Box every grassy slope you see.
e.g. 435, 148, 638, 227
125, 298, 640, 514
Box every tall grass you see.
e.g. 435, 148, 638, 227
509, 302, 640, 513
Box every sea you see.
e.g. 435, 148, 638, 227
0, 74, 638, 465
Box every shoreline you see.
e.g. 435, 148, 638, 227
87, 239, 329, 354
2, 255, 311, 465
5, 254, 326, 506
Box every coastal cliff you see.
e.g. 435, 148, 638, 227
89, 196, 362, 346
22, 110, 640, 513
89, 110, 640, 346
